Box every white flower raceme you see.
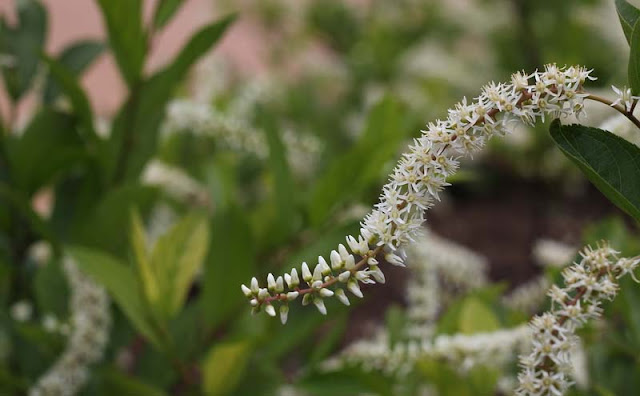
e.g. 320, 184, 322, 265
141, 160, 210, 208
242, 65, 596, 322
533, 239, 578, 269
30, 258, 111, 396
10, 300, 33, 322
516, 243, 640, 396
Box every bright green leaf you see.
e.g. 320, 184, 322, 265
458, 297, 500, 334
43, 40, 104, 103
68, 245, 163, 348
201, 341, 251, 396
550, 120, 640, 222
150, 213, 209, 320
130, 209, 160, 309
153, 0, 185, 29
616, 0, 640, 45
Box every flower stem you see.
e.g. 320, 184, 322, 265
585, 93, 640, 130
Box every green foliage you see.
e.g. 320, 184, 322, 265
0, 0, 46, 101
42, 40, 105, 104
201, 341, 251, 396
201, 206, 255, 327
630, 19, 640, 94
550, 120, 640, 223
152, 0, 185, 30
616, 0, 640, 45
95, 0, 146, 87
308, 97, 408, 226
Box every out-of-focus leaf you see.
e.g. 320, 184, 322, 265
458, 297, 500, 334
202, 206, 255, 327
630, 20, 640, 94
33, 258, 69, 317
153, 0, 185, 29
130, 209, 160, 309
68, 245, 162, 348
95, 367, 168, 396
42, 55, 97, 142
0, 0, 47, 100
71, 185, 157, 257
550, 121, 640, 222
150, 213, 209, 320
6, 109, 84, 195
308, 97, 407, 226
201, 341, 251, 396
96, 0, 146, 87
43, 40, 104, 103
616, 0, 640, 45
106, 15, 235, 183
298, 369, 393, 396
308, 313, 349, 366
385, 305, 407, 347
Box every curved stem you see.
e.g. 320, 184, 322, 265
585, 93, 640, 130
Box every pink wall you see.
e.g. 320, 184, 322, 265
0, 0, 266, 123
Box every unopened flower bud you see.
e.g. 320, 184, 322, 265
335, 289, 350, 306
265, 304, 276, 317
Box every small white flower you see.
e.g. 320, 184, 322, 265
610, 85, 640, 112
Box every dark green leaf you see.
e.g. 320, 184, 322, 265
153, 0, 185, 29
202, 206, 255, 327
0, 0, 47, 100
43, 40, 104, 103
616, 0, 640, 45
42, 55, 97, 142
69, 245, 163, 348
71, 184, 157, 257
308, 97, 407, 226
105, 15, 235, 183
95, 367, 169, 396
6, 109, 84, 195
550, 120, 640, 222
631, 19, 640, 94
33, 257, 69, 317
96, 0, 146, 87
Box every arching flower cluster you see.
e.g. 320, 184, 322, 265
242, 64, 595, 321
516, 244, 640, 396
29, 258, 111, 396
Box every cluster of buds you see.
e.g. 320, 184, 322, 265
242, 236, 390, 324
244, 65, 596, 321
516, 243, 640, 396
30, 258, 111, 396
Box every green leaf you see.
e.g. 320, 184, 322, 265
6, 109, 85, 195
42, 55, 97, 142
201, 341, 251, 396
550, 120, 640, 222
308, 97, 407, 226
33, 257, 69, 317
71, 185, 158, 257
68, 245, 163, 348
0, 0, 47, 100
458, 297, 500, 334
258, 105, 298, 241
95, 367, 169, 396
616, 0, 640, 45
43, 40, 104, 103
202, 206, 255, 327
130, 209, 160, 309
106, 15, 235, 183
96, 0, 146, 87
150, 213, 209, 320
631, 19, 640, 95
153, 0, 185, 29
